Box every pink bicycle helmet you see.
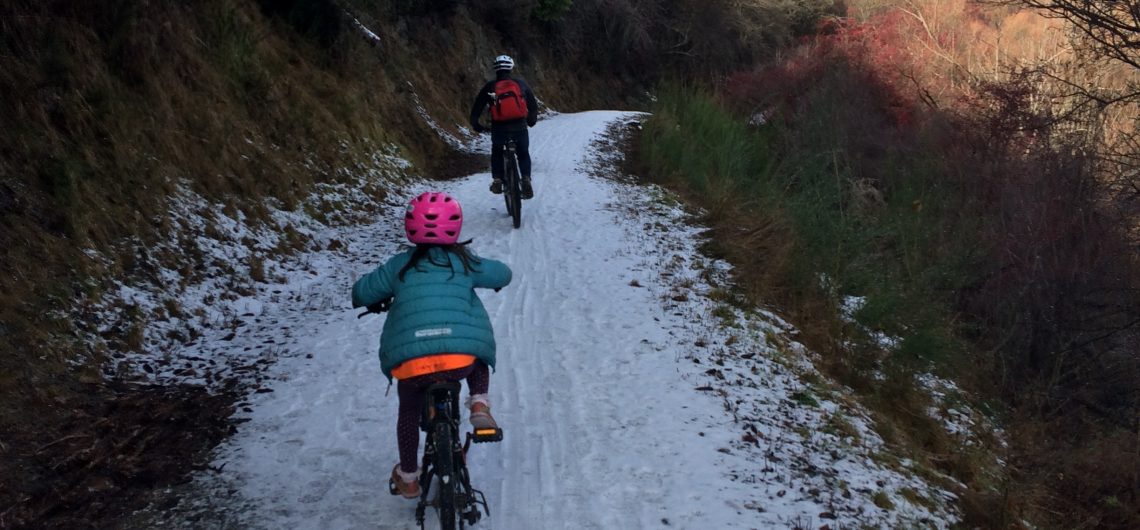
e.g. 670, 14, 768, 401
405, 192, 463, 245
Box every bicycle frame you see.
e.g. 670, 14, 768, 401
412, 382, 497, 529
365, 307, 501, 528
478, 114, 523, 229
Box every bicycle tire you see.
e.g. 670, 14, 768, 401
501, 159, 513, 218
506, 148, 522, 229
434, 421, 458, 530
501, 148, 516, 223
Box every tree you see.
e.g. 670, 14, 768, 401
1011, 1, 1140, 71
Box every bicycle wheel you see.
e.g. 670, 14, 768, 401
433, 421, 458, 530
506, 151, 522, 229
501, 163, 514, 219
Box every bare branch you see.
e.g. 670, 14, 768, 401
1010, 0, 1140, 70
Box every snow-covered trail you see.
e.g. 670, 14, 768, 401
457, 112, 748, 527
163, 111, 954, 529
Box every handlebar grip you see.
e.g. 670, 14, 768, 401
358, 297, 394, 317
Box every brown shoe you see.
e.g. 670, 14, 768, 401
469, 402, 498, 430
390, 465, 420, 499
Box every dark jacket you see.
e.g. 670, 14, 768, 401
469, 71, 538, 133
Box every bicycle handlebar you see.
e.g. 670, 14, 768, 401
357, 297, 393, 318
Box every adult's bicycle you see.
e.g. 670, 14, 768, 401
476, 112, 524, 229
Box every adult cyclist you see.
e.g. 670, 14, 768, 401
469, 54, 539, 199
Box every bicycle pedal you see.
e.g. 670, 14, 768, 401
471, 427, 503, 443
388, 478, 399, 496
463, 508, 482, 525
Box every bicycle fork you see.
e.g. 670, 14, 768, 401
410, 429, 492, 527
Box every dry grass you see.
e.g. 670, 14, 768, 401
635, 2, 1140, 527
0, 1, 447, 524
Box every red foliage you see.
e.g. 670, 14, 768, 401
723, 9, 923, 132
720, 6, 1140, 527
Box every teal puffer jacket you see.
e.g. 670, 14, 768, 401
352, 246, 512, 379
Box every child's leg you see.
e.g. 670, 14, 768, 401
396, 380, 426, 474
395, 364, 478, 472
466, 361, 490, 405
465, 361, 497, 429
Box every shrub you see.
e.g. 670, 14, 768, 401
640, 2, 1140, 526
533, 0, 573, 22
257, 0, 343, 47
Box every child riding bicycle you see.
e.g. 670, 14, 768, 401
351, 191, 512, 499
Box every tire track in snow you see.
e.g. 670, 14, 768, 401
459, 111, 666, 528
470, 129, 571, 526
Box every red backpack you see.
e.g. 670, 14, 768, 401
490, 79, 528, 122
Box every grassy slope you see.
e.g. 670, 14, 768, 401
0, 1, 581, 526
633, 5, 1140, 528
0, 2, 412, 525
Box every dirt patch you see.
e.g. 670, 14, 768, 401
0, 380, 239, 530
584, 116, 645, 185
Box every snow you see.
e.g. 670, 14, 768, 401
352, 17, 381, 44
84, 155, 408, 385
839, 294, 901, 351
411, 83, 484, 153
839, 297, 999, 453
127, 112, 958, 528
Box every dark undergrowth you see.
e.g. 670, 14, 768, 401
1, 382, 239, 529
0, 2, 403, 526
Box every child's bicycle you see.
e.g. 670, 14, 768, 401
402, 381, 503, 529
357, 300, 503, 529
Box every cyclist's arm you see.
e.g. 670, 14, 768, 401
351, 259, 399, 308
472, 258, 511, 290
469, 83, 493, 129
522, 79, 538, 126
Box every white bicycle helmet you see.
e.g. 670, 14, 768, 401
492, 55, 514, 72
